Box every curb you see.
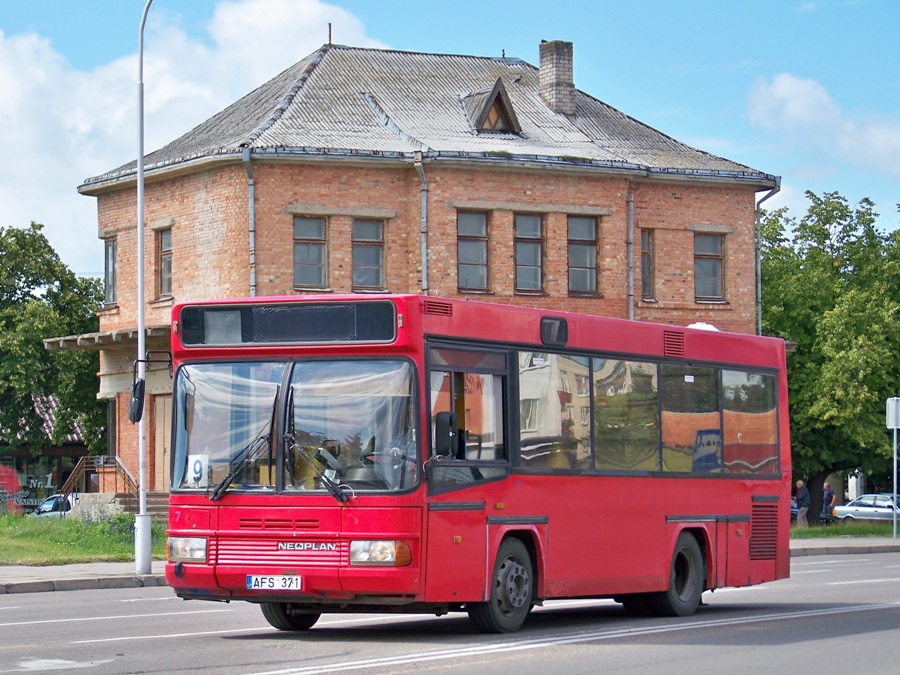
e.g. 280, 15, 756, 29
790, 543, 900, 557
0, 574, 167, 595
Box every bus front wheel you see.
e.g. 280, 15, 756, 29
467, 538, 534, 633
260, 603, 321, 631
650, 532, 704, 617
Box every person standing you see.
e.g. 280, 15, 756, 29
796, 480, 811, 527
822, 482, 836, 516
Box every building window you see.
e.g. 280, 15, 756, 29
483, 102, 509, 131
457, 212, 488, 291
107, 399, 117, 458
641, 229, 655, 300
158, 229, 172, 298
515, 214, 543, 292
104, 239, 117, 304
568, 216, 598, 293
293, 217, 327, 288
694, 233, 724, 300
352, 219, 384, 289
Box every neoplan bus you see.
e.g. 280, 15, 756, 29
164, 294, 791, 633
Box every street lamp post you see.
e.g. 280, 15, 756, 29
134, 0, 154, 576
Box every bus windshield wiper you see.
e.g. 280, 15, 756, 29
286, 433, 349, 503
284, 387, 348, 503
208, 388, 279, 501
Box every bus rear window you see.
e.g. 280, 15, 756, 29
180, 301, 396, 346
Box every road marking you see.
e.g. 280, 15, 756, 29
0, 608, 230, 629
827, 578, 900, 585
792, 558, 871, 566
73, 627, 264, 643
244, 603, 900, 675
16, 657, 114, 671
72, 614, 450, 644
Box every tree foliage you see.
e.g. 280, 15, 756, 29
761, 191, 900, 508
0, 223, 105, 454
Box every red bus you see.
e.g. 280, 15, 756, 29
165, 294, 791, 633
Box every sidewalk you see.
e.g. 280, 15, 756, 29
3, 539, 900, 595
788, 535, 900, 557
0, 561, 166, 595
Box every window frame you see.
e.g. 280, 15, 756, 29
514, 213, 544, 293
456, 211, 489, 292
104, 238, 117, 305
157, 228, 173, 299
351, 219, 385, 290
694, 233, 725, 301
293, 216, 328, 289
641, 229, 655, 300
567, 215, 599, 295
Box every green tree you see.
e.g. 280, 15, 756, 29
760, 191, 900, 517
0, 223, 105, 454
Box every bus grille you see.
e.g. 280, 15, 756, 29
239, 518, 320, 530
215, 538, 347, 567
422, 300, 453, 316
749, 503, 778, 560
663, 331, 685, 357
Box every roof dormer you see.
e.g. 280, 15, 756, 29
462, 78, 521, 134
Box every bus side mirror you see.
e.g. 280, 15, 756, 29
434, 411, 457, 456
128, 378, 145, 424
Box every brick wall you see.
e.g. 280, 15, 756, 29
96, 159, 758, 335
97, 165, 250, 333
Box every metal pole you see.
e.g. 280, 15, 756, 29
894, 426, 897, 540
134, 0, 154, 576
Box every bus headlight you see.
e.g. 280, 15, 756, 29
167, 537, 208, 563
349, 540, 411, 566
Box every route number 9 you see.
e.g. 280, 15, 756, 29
188, 454, 209, 487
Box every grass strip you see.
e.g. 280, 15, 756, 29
0, 513, 166, 565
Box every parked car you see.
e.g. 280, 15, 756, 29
32, 493, 76, 518
833, 493, 900, 522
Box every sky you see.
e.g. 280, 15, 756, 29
1, 0, 898, 278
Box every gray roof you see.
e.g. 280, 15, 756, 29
81, 44, 777, 190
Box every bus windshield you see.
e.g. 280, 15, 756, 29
172, 359, 418, 494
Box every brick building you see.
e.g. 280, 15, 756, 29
45, 41, 779, 494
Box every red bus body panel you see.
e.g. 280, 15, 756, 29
166, 294, 791, 611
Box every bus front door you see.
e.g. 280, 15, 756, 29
424, 501, 487, 602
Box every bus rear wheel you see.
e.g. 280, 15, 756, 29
260, 603, 321, 631
650, 532, 704, 617
467, 538, 534, 633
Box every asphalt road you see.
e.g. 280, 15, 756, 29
2, 552, 899, 674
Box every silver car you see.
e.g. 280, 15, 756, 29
31, 493, 76, 518
833, 493, 900, 522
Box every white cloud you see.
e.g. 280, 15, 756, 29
748, 72, 900, 181
760, 182, 809, 221
0, 0, 385, 278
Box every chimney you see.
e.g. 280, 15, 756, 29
539, 40, 574, 115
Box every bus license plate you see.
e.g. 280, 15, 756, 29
246, 575, 302, 590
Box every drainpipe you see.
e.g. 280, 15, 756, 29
755, 177, 781, 335
627, 193, 635, 320
242, 147, 257, 297
414, 152, 429, 295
